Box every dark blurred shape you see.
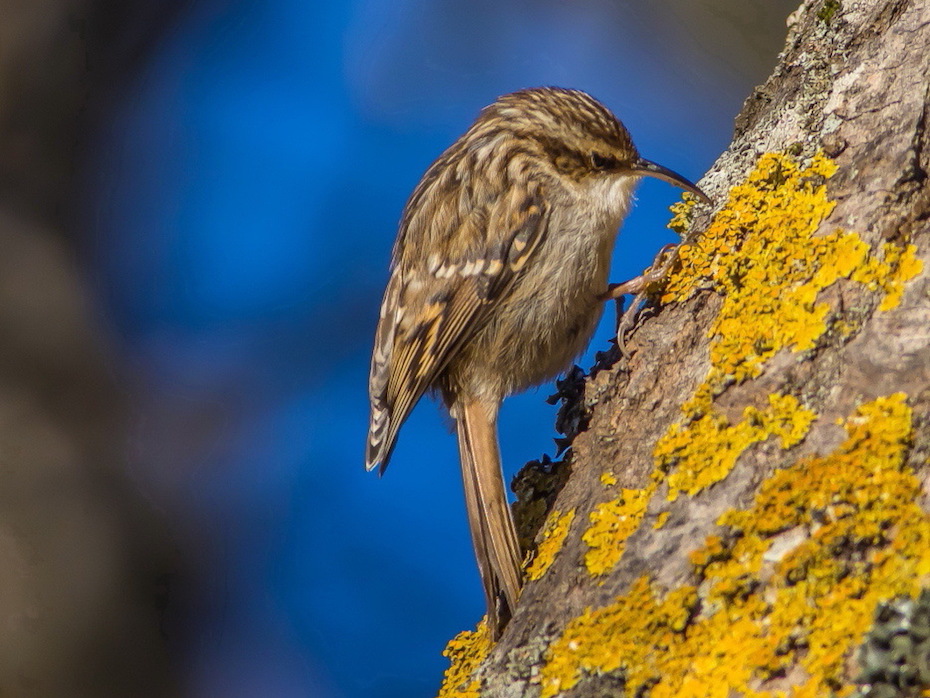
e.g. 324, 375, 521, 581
0, 0, 186, 695
637, 0, 798, 83
0, 213, 175, 697
0, 0, 86, 222
0, 0, 187, 227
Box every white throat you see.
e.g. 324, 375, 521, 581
587, 173, 641, 229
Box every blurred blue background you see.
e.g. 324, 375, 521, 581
81, 1, 796, 696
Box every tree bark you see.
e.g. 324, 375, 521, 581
438, 0, 930, 696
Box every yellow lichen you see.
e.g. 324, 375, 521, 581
656, 393, 816, 501
654, 511, 670, 530
663, 152, 921, 393
539, 393, 925, 697
716, 393, 923, 691
668, 194, 699, 236
539, 577, 699, 698
526, 509, 576, 582
853, 242, 924, 311
654, 151, 921, 500
436, 620, 492, 698
582, 487, 653, 576
599, 471, 618, 487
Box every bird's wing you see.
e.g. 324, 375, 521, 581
366, 181, 549, 473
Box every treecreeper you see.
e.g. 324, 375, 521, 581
366, 87, 710, 638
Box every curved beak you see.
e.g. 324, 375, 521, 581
634, 158, 712, 205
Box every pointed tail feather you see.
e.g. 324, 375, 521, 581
455, 399, 523, 638
366, 401, 393, 472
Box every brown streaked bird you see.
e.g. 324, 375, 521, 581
367, 87, 709, 638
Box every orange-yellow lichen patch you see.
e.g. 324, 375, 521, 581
715, 393, 927, 688
582, 487, 653, 576
526, 509, 576, 582
576, 391, 811, 584
664, 152, 921, 392
538, 393, 925, 698
653, 511, 670, 530
653, 151, 921, 502
599, 471, 618, 487
853, 242, 924, 311
655, 393, 815, 501
667, 193, 699, 236
538, 577, 698, 698
436, 620, 492, 698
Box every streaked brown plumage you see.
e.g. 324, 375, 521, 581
367, 87, 709, 638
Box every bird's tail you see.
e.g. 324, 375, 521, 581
455, 399, 523, 639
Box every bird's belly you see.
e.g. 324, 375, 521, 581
496, 281, 605, 392
446, 231, 613, 402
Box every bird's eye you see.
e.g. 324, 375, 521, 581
591, 152, 615, 170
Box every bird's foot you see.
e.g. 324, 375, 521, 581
600, 243, 679, 358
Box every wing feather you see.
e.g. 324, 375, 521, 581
366, 182, 548, 472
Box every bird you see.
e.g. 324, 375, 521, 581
366, 87, 709, 638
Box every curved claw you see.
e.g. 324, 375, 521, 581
603, 243, 682, 357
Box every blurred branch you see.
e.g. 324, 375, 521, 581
0, 1, 191, 695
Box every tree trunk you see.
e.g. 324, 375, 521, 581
438, 0, 930, 696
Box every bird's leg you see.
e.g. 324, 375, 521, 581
599, 243, 679, 358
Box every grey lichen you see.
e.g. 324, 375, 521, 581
853, 589, 930, 698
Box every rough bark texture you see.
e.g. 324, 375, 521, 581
439, 0, 930, 696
